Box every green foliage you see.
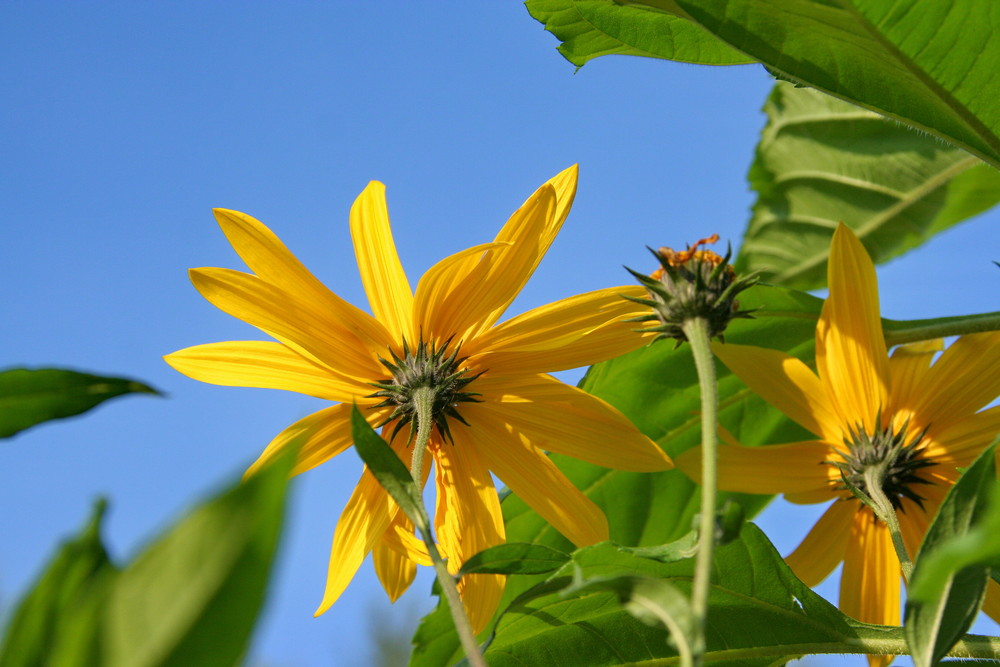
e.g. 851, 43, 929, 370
525, 0, 754, 66
458, 543, 570, 576
0, 368, 159, 438
529, 0, 1000, 171
0, 451, 293, 667
737, 81, 1000, 289
905, 444, 1000, 667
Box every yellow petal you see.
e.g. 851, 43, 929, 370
315, 466, 397, 616
930, 405, 1000, 459
470, 285, 653, 374
677, 441, 835, 496
887, 339, 943, 420
349, 182, 414, 343
913, 331, 1000, 431
895, 497, 933, 564
981, 578, 1000, 623
431, 433, 505, 633
373, 514, 418, 603
840, 510, 900, 628
712, 342, 841, 441
213, 208, 393, 350
244, 404, 393, 479
473, 374, 672, 472
190, 267, 383, 381
815, 224, 889, 433
164, 341, 367, 402
784, 500, 854, 585
471, 409, 609, 547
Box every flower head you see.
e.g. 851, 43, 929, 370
677, 223, 1000, 667
165, 166, 673, 631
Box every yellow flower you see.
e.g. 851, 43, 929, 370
165, 166, 673, 631
677, 223, 1000, 667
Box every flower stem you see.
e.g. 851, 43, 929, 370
883, 311, 1000, 346
682, 317, 719, 667
410, 387, 488, 667
862, 467, 914, 584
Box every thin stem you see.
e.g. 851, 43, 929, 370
862, 467, 914, 583
410, 387, 488, 667
682, 317, 719, 667
883, 311, 1000, 346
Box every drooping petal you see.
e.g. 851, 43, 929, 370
164, 341, 368, 402
815, 224, 890, 433
244, 403, 393, 479
784, 500, 854, 586
470, 408, 609, 547
431, 433, 505, 633
213, 208, 393, 350
349, 182, 414, 343
677, 441, 835, 496
473, 374, 672, 472
840, 509, 900, 630
189, 267, 384, 381
469, 285, 653, 373
712, 342, 841, 441
373, 513, 418, 602
912, 331, 1000, 431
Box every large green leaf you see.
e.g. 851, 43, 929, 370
525, 0, 754, 66
529, 0, 1000, 171
0, 368, 159, 439
736, 81, 1000, 289
0, 501, 117, 667
906, 444, 999, 667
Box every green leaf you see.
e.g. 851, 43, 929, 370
103, 448, 294, 667
482, 524, 861, 666
458, 543, 570, 577
525, 0, 754, 67
349, 405, 431, 533
905, 444, 1000, 667
736, 81, 1000, 289
0, 367, 160, 438
0, 500, 117, 667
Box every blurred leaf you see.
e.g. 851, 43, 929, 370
531, 0, 1000, 170
525, 0, 753, 67
906, 444, 999, 667
458, 543, 570, 577
0, 367, 159, 439
736, 81, 1000, 289
0, 500, 117, 667
102, 448, 294, 667
350, 405, 430, 533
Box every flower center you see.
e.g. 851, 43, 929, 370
367, 337, 481, 444
828, 415, 936, 510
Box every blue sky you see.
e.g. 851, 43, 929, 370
2, 3, 998, 666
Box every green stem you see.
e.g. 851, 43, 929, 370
682, 317, 719, 667
410, 387, 488, 667
862, 467, 914, 583
883, 311, 1000, 346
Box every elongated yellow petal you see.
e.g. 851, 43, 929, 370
543, 164, 579, 231
213, 208, 393, 350
164, 341, 367, 401
712, 342, 841, 441
895, 498, 932, 564
431, 433, 505, 633
784, 500, 854, 585
473, 374, 672, 472
373, 513, 418, 602
887, 339, 943, 419
930, 405, 1000, 459
840, 510, 900, 628
470, 285, 652, 373
350, 182, 413, 343
190, 267, 383, 382
815, 224, 889, 433
315, 467, 397, 616
981, 579, 1000, 623
471, 409, 609, 547
244, 403, 392, 479
913, 331, 1000, 431
677, 441, 834, 495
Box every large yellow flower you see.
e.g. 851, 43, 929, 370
678, 223, 1000, 667
165, 166, 673, 631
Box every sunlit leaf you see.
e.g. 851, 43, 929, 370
737, 81, 1000, 289
458, 543, 570, 577
0, 367, 159, 439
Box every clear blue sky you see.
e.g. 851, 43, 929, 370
2, 4, 997, 666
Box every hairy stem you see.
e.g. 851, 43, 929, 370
862, 466, 914, 583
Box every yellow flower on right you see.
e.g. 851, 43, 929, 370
677, 223, 1000, 667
